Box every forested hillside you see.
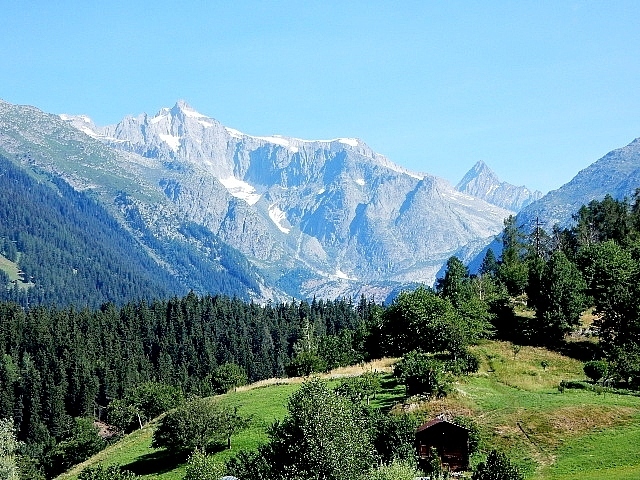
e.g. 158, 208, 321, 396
0, 155, 264, 308
484, 190, 640, 386
0, 293, 378, 478
4, 188, 640, 479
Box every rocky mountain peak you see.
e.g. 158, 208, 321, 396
169, 100, 205, 118
456, 161, 543, 212
26, 99, 520, 300
458, 160, 500, 188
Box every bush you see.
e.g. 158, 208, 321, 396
211, 363, 248, 394
472, 450, 523, 480
152, 398, 248, 452
393, 351, 453, 398
183, 448, 225, 480
370, 412, 419, 464
367, 459, 421, 480
286, 350, 327, 377
584, 360, 608, 383
107, 382, 184, 433
448, 350, 481, 375
78, 464, 139, 480
334, 371, 381, 405
228, 379, 374, 480
46, 418, 105, 477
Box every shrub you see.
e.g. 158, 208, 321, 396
152, 398, 249, 452
473, 450, 523, 480
393, 351, 453, 398
183, 448, 225, 480
78, 464, 139, 480
584, 360, 608, 383
367, 459, 422, 480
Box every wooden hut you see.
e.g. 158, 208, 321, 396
415, 417, 469, 472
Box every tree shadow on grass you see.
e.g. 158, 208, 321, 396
122, 443, 229, 476
122, 449, 189, 476
557, 339, 601, 362
373, 375, 406, 412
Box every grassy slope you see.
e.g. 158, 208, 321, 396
58, 344, 640, 480
0, 253, 31, 289
57, 360, 398, 480
465, 342, 640, 479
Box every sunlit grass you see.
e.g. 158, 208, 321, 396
471, 340, 584, 391
56, 341, 640, 480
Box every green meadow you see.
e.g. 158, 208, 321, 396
57, 341, 640, 479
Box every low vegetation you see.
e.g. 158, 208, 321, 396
44, 339, 640, 480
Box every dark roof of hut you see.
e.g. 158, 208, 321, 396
416, 417, 468, 433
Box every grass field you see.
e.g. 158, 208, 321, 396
0, 253, 31, 288
56, 359, 401, 480
57, 341, 640, 479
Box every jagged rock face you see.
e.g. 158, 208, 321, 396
0, 99, 515, 300
456, 160, 543, 212
91, 102, 512, 292
518, 137, 640, 229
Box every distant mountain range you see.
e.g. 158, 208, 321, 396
456, 160, 543, 212
9, 98, 628, 305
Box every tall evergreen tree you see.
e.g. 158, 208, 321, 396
532, 251, 587, 344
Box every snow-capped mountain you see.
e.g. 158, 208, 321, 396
0, 99, 515, 301
456, 160, 543, 212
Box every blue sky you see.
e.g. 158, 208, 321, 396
2, 1, 640, 193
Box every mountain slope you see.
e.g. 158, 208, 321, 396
0, 154, 183, 306
0, 99, 515, 301
456, 160, 543, 212
88, 102, 512, 293
518, 137, 640, 229
0, 101, 271, 305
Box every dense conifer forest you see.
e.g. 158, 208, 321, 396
0, 293, 379, 477
0, 155, 263, 308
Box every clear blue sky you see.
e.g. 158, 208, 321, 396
2, 1, 640, 193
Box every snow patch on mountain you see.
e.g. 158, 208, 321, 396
268, 205, 290, 234
180, 105, 207, 118
335, 268, 356, 280
255, 135, 300, 153
52, 100, 520, 298
219, 177, 261, 205
225, 127, 243, 139
377, 156, 424, 180
149, 114, 168, 125
159, 134, 180, 151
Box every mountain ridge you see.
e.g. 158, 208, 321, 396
1, 99, 524, 302
63, 100, 513, 299
517, 136, 640, 230
456, 160, 543, 212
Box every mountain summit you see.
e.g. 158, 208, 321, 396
0, 99, 518, 301
456, 160, 543, 212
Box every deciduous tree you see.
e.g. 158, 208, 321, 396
152, 398, 249, 453
472, 450, 523, 480
0, 418, 21, 480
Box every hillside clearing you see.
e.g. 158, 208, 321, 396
56, 341, 640, 479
